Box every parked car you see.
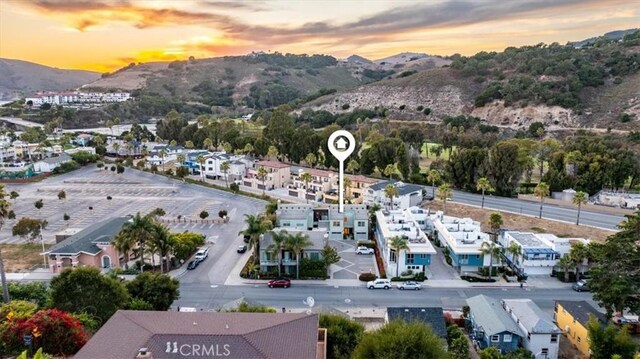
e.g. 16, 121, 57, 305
194, 247, 209, 261
397, 281, 422, 290
268, 278, 291, 288
356, 246, 374, 255
237, 245, 247, 253
572, 279, 590, 292
186, 260, 200, 270
367, 279, 391, 290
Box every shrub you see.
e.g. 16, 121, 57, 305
356, 240, 375, 249
398, 105, 406, 110
299, 258, 328, 279
218, 209, 228, 218
423, 108, 432, 115
620, 113, 633, 123
229, 182, 240, 192
53, 161, 80, 174
461, 275, 496, 283
359, 272, 377, 282
341, 103, 350, 110
319, 314, 364, 359
70, 152, 99, 165
416, 105, 424, 111
398, 70, 417, 78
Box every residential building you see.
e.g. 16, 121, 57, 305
386, 307, 448, 346
181, 150, 210, 173
65, 147, 96, 156
467, 295, 523, 354
11, 141, 40, 159
289, 168, 338, 202
427, 211, 492, 274
75, 311, 326, 359
503, 299, 561, 359
32, 153, 73, 173
375, 207, 437, 277
244, 160, 291, 190
201, 152, 252, 181
74, 133, 93, 146
364, 180, 424, 209
323, 174, 379, 204
259, 228, 329, 275
25, 91, 131, 106
146, 145, 185, 165
0, 142, 15, 162
276, 203, 368, 241
44, 217, 130, 273
554, 300, 607, 357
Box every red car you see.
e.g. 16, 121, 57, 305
268, 279, 291, 288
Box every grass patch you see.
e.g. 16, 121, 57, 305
421, 142, 456, 161
0, 243, 52, 272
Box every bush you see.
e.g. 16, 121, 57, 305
423, 108, 432, 115
70, 152, 99, 165
461, 275, 496, 283
398, 70, 417, 78
478, 267, 499, 277
620, 113, 633, 123
359, 272, 377, 282
53, 161, 80, 174
398, 105, 406, 110
320, 314, 364, 359
218, 209, 228, 218
400, 269, 414, 277
356, 240, 376, 249
299, 258, 328, 279
342, 103, 350, 110
4, 282, 50, 308
116, 165, 125, 174
229, 182, 240, 192
416, 105, 424, 111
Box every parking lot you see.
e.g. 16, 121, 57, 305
329, 240, 378, 280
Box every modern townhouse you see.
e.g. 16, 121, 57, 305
259, 228, 329, 275
323, 174, 379, 204
364, 180, 424, 209
201, 152, 253, 181
244, 160, 291, 190
554, 300, 607, 357
146, 145, 185, 165
289, 168, 338, 202
375, 207, 437, 277
276, 203, 368, 241
180, 150, 210, 174
503, 299, 561, 359
467, 295, 524, 354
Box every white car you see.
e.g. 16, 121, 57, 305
367, 279, 391, 290
397, 281, 422, 290
194, 247, 209, 261
356, 246, 374, 255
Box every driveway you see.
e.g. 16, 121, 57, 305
427, 244, 460, 280
329, 240, 377, 280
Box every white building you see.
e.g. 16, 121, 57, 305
375, 207, 437, 277
146, 145, 184, 165
289, 168, 338, 203
0, 141, 16, 162
33, 153, 73, 173
201, 152, 253, 181
364, 180, 424, 209
502, 299, 561, 359
25, 91, 131, 106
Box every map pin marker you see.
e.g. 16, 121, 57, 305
328, 130, 356, 213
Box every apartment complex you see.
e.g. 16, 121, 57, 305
25, 91, 131, 106
259, 229, 329, 274
276, 203, 368, 241
244, 160, 291, 190
364, 180, 424, 209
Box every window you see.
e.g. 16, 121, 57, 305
282, 223, 291, 227
491, 335, 500, 342
332, 221, 341, 227
503, 334, 512, 342
551, 334, 558, 343
541, 349, 548, 355
308, 252, 320, 261
406, 254, 415, 264
357, 221, 365, 227
577, 336, 581, 343
527, 333, 531, 341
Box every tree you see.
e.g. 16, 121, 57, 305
352, 320, 447, 359
305, 153, 317, 168
256, 166, 268, 194
112, 142, 121, 156
267, 145, 279, 160
587, 316, 638, 359
534, 182, 550, 218
12, 217, 47, 243
185, 140, 195, 149
149, 223, 174, 272
243, 143, 254, 155
176, 153, 185, 166
383, 164, 397, 180
49, 267, 128, 324
238, 214, 269, 262
506, 242, 523, 271
159, 149, 168, 172
476, 177, 493, 209
267, 230, 288, 277
220, 161, 230, 188
556, 255, 574, 282
319, 314, 364, 359
384, 183, 399, 210
284, 232, 313, 279
389, 236, 409, 277
125, 272, 179, 311
437, 184, 453, 213
9, 191, 19, 202
321, 245, 341, 266
426, 169, 441, 198
199, 210, 209, 221
5, 281, 50, 308
573, 190, 588, 225
300, 172, 313, 203
0, 185, 12, 302
569, 242, 588, 280
347, 159, 360, 174
343, 177, 352, 202
479, 347, 502, 359
488, 212, 503, 242
230, 182, 240, 193
117, 212, 156, 272
57, 190, 66, 201
34, 199, 43, 212
480, 241, 504, 279
197, 155, 206, 181
486, 141, 524, 196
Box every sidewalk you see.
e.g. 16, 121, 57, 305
5, 268, 56, 281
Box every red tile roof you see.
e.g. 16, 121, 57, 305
346, 174, 379, 184
256, 160, 291, 169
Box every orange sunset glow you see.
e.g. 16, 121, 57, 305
1, 0, 638, 72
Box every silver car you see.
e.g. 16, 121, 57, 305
397, 281, 422, 290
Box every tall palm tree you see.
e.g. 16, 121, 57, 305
437, 184, 453, 213
305, 153, 317, 168
220, 161, 230, 188
284, 232, 313, 279
426, 170, 441, 198
113, 232, 135, 270
256, 166, 268, 194
488, 212, 503, 242
118, 212, 156, 272
569, 242, 588, 281
197, 155, 206, 181
176, 153, 185, 166
243, 143, 254, 155
573, 191, 588, 225
343, 177, 352, 202
112, 142, 121, 157
267, 230, 288, 277
0, 185, 12, 302
480, 241, 504, 279
506, 242, 522, 271
159, 149, 168, 172
534, 182, 550, 218
556, 255, 574, 283
383, 164, 397, 180
384, 183, 399, 210
476, 177, 493, 209
389, 236, 409, 277
346, 159, 359, 174
203, 138, 214, 151
238, 214, 269, 262
150, 223, 174, 273
300, 172, 312, 203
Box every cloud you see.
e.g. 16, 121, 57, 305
198, 1, 265, 11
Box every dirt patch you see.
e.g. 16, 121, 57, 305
0, 243, 51, 272
424, 201, 614, 242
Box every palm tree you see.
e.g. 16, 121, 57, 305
556, 255, 574, 282
267, 230, 288, 277
150, 223, 174, 273
488, 212, 503, 242
197, 155, 206, 181
480, 241, 504, 279
118, 212, 156, 272
267, 146, 279, 160
305, 153, 317, 168
0, 185, 12, 302
437, 184, 453, 213
243, 143, 254, 155
238, 214, 269, 262
346, 159, 359, 174
113, 232, 135, 270
573, 191, 588, 225
384, 183, 399, 210
426, 169, 441, 198
159, 149, 168, 172
203, 138, 213, 151
383, 164, 397, 180
300, 172, 312, 203
284, 232, 313, 279
176, 153, 185, 166
569, 242, 588, 281
112, 142, 121, 157
343, 177, 352, 202
476, 177, 493, 209
185, 140, 195, 150
256, 166, 268, 194
220, 161, 230, 188
389, 236, 409, 277
506, 242, 522, 272
534, 182, 550, 218
170, 140, 178, 146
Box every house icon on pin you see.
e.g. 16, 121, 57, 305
335, 137, 348, 150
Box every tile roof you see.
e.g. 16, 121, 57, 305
368, 180, 395, 191
556, 300, 607, 327
503, 299, 561, 334
466, 295, 521, 337
74, 310, 319, 359
387, 307, 447, 338
47, 217, 129, 255
345, 174, 379, 184
257, 160, 290, 169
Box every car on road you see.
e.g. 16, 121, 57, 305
367, 279, 391, 290
572, 279, 590, 292
194, 247, 209, 261
356, 246, 374, 255
397, 281, 422, 290
186, 260, 200, 270
268, 278, 291, 288
237, 245, 247, 253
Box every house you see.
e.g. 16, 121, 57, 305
503, 299, 561, 359
44, 217, 130, 273
323, 174, 379, 204
244, 160, 291, 190
201, 152, 252, 181
276, 203, 368, 241
375, 207, 437, 277
289, 168, 338, 202
75, 311, 326, 359
364, 180, 424, 209
427, 211, 492, 274
386, 307, 447, 345
32, 153, 73, 173
147, 145, 184, 165
181, 150, 210, 173
467, 295, 523, 354
259, 229, 329, 275
0, 141, 15, 162
554, 301, 607, 357
74, 133, 93, 147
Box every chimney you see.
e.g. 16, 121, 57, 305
137, 348, 153, 359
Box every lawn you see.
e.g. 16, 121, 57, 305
0, 243, 52, 272
421, 142, 456, 161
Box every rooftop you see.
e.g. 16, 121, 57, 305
430, 211, 490, 253
387, 307, 447, 338
38, 153, 72, 165
503, 299, 561, 334
257, 160, 290, 169
368, 181, 423, 195
262, 229, 328, 249
376, 208, 436, 253
556, 300, 607, 327
345, 174, 379, 184
467, 295, 521, 337
277, 204, 368, 220
46, 217, 129, 255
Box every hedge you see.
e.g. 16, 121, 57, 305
359, 273, 376, 282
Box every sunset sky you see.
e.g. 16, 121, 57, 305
1, 0, 638, 72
